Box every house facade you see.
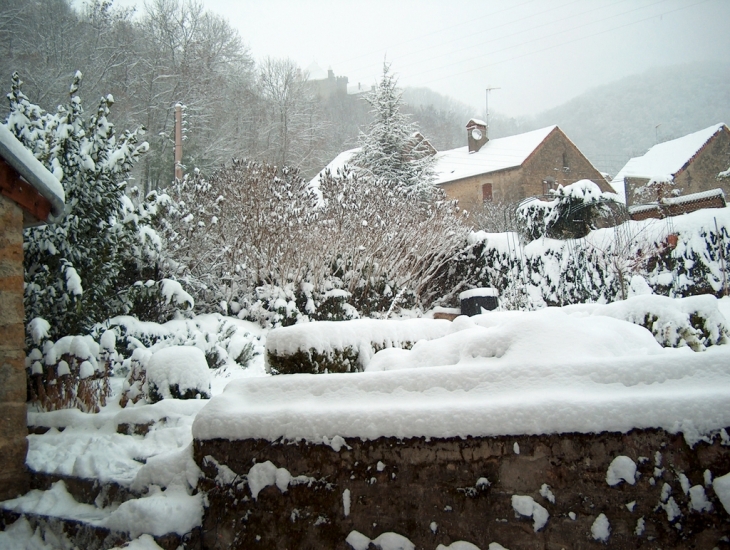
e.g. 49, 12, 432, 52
434, 122, 611, 212
611, 123, 730, 207
0, 125, 64, 500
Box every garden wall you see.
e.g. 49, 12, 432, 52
194, 427, 730, 550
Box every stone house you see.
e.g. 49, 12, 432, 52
0, 125, 64, 500
433, 120, 612, 212
611, 123, 730, 207
311, 120, 610, 213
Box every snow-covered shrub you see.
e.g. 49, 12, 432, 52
146, 346, 211, 402
265, 318, 452, 374
516, 180, 623, 241
157, 160, 466, 326
428, 207, 730, 309
7, 72, 166, 340
565, 294, 728, 351
25, 318, 112, 412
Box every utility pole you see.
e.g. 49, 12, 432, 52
485, 86, 500, 139
174, 103, 183, 181
655, 123, 661, 145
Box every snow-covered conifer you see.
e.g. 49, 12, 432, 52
353, 63, 436, 199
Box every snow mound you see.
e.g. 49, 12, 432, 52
511, 495, 549, 532
146, 346, 211, 402
591, 513, 611, 542
366, 307, 663, 372
346, 530, 415, 550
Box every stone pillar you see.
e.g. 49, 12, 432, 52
0, 194, 29, 500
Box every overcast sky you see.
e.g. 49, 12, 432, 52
117, 0, 729, 117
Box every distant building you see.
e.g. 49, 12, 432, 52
434, 121, 612, 211
311, 120, 611, 212
611, 123, 730, 206
305, 62, 369, 99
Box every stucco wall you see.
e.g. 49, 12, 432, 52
0, 194, 29, 500
195, 427, 730, 549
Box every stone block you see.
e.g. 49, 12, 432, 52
0, 359, 27, 402
0, 289, 23, 326
0, 437, 29, 500
0, 402, 28, 439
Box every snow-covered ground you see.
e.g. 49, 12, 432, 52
3, 297, 730, 548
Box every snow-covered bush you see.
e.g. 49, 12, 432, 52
156, 160, 467, 326
25, 318, 112, 412
428, 208, 730, 309
265, 318, 452, 374
566, 294, 729, 351
6, 72, 163, 340
516, 180, 624, 241
146, 346, 211, 402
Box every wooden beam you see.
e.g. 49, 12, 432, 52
0, 158, 52, 222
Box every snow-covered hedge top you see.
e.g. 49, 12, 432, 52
0, 123, 65, 219
194, 306, 730, 445
459, 288, 498, 300
265, 318, 453, 358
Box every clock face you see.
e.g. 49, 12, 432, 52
471, 128, 483, 140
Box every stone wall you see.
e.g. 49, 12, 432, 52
195, 427, 730, 549
0, 194, 29, 500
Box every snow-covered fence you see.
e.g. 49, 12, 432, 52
265, 318, 453, 374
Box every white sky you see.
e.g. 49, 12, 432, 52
115, 0, 729, 116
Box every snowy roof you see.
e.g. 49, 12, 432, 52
0, 124, 65, 221
308, 147, 359, 189
610, 123, 728, 201
434, 126, 557, 185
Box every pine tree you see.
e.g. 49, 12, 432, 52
353, 63, 436, 198
7, 72, 149, 339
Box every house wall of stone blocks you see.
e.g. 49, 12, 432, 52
0, 194, 29, 500
439, 128, 610, 213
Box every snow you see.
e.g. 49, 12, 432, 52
343, 488, 351, 517
346, 530, 415, 550
606, 456, 637, 486
689, 484, 712, 512
436, 542, 482, 550
712, 471, 730, 514
610, 123, 726, 200
590, 513, 610, 542
459, 287, 498, 300
195, 304, 730, 445
511, 495, 549, 532
265, 317, 453, 371
434, 126, 556, 185
0, 123, 65, 219
146, 346, 211, 400
539, 484, 555, 504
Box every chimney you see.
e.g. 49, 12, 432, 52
466, 118, 488, 153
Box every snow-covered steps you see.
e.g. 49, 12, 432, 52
1, 480, 203, 549
29, 471, 140, 508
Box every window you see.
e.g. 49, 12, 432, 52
482, 183, 493, 202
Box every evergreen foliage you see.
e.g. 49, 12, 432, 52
353, 63, 436, 198
7, 72, 151, 340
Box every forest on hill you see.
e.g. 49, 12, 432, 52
2, 0, 727, 189
484, 62, 730, 177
